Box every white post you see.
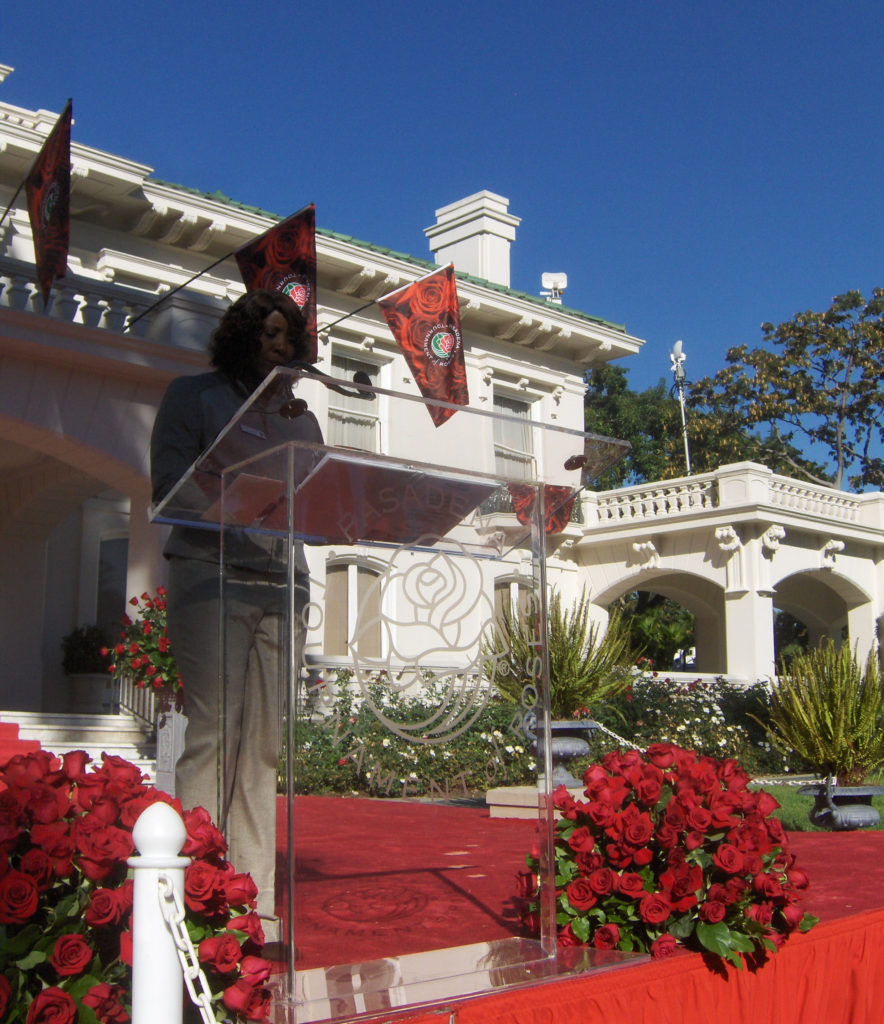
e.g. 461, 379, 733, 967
128, 802, 190, 1024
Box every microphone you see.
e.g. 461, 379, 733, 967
286, 360, 376, 401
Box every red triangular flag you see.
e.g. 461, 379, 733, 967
25, 99, 72, 309
235, 203, 317, 362
377, 264, 468, 427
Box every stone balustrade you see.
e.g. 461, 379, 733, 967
586, 462, 883, 530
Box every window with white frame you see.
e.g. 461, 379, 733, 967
326, 350, 380, 451
323, 559, 382, 657
493, 575, 535, 627
493, 392, 534, 480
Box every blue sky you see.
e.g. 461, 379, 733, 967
3, 1, 882, 392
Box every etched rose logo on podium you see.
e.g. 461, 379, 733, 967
348, 538, 495, 744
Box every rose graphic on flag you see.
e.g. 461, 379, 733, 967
235, 203, 318, 362
25, 99, 72, 308
378, 264, 468, 427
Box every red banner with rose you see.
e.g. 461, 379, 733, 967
508, 483, 577, 534
25, 99, 72, 308
377, 264, 468, 427
235, 203, 318, 362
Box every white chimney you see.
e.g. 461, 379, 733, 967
424, 190, 521, 288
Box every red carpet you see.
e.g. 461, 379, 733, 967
278, 798, 884, 1023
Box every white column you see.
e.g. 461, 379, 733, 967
723, 590, 775, 680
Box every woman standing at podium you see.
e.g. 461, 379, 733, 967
151, 289, 322, 938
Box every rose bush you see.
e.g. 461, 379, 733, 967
517, 744, 817, 968
0, 748, 273, 1022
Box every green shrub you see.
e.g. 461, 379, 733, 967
282, 673, 536, 797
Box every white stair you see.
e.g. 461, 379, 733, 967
1, 710, 157, 778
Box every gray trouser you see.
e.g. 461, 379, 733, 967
166, 556, 304, 923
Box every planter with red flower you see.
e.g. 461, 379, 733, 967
105, 589, 185, 795
0, 748, 271, 1023
516, 744, 817, 968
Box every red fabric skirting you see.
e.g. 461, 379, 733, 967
402, 908, 884, 1024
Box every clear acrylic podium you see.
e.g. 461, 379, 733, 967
151, 368, 632, 1022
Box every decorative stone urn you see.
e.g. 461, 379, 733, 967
537, 720, 600, 788
799, 777, 884, 830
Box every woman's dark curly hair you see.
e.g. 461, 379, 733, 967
209, 289, 310, 387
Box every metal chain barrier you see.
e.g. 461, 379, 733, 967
157, 873, 219, 1024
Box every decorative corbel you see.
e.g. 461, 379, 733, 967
715, 525, 745, 592
632, 540, 660, 569
762, 524, 786, 557
821, 539, 845, 567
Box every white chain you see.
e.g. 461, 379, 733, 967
157, 873, 220, 1024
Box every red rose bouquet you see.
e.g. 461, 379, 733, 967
517, 744, 817, 968
104, 589, 182, 704
0, 749, 272, 1022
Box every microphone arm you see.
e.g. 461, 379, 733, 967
286, 360, 376, 400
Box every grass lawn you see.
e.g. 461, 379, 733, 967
753, 782, 884, 831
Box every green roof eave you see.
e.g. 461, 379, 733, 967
149, 177, 627, 336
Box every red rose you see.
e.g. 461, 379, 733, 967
61, 750, 91, 781
621, 808, 654, 847
586, 801, 616, 829
616, 872, 646, 899
753, 790, 780, 817
223, 872, 258, 908
82, 982, 129, 1023
100, 754, 145, 788
239, 955, 273, 987
699, 899, 727, 924
753, 872, 784, 901
588, 868, 616, 896
651, 933, 678, 958
780, 903, 805, 930
639, 892, 672, 925
686, 806, 712, 832
85, 887, 124, 927
27, 781, 67, 824
712, 843, 745, 875
75, 821, 134, 882
20, 847, 54, 891
50, 933, 93, 976
26, 987, 77, 1024
185, 860, 221, 913
0, 975, 10, 1018
744, 902, 773, 926
660, 863, 702, 913
566, 826, 595, 853
182, 806, 228, 859
199, 933, 243, 974
566, 877, 597, 911
787, 868, 810, 891
223, 980, 272, 1022
593, 923, 621, 949
227, 912, 266, 949
634, 775, 662, 806
119, 930, 133, 966
556, 922, 584, 947
0, 869, 39, 923
645, 743, 678, 768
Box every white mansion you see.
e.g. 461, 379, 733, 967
2, 77, 882, 721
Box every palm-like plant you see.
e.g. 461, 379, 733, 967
484, 590, 636, 719
765, 640, 884, 785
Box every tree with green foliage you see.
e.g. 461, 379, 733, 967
584, 366, 679, 487
612, 592, 694, 671
690, 289, 884, 490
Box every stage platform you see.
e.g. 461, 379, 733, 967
273, 796, 884, 1023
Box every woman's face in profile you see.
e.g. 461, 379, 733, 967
256, 309, 295, 378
